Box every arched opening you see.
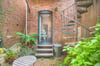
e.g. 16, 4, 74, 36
38, 11, 53, 44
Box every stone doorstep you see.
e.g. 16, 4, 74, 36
36, 48, 53, 51
37, 44, 53, 47
35, 53, 53, 57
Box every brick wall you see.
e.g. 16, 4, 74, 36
3, 0, 99, 46
2, 0, 75, 46
2, 0, 26, 47
28, 0, 74, 44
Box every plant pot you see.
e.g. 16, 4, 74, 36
0, 54, 5, 66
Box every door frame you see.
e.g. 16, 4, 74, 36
38, 10, 53, 44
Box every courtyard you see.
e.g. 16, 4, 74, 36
0, 0, 100, 66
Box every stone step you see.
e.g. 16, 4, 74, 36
35, 53, 53, 57
36, 48, 53, 52
37, 44, 53, 47
37, 44, 53, 48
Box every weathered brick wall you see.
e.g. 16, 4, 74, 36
2, 0, 26, 47
2, 0, 94, 46
28, 0, 75, 44
1, 0, 76, 46
2, 0, 99, 46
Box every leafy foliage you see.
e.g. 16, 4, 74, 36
0, 48, 3, 54
5, 50, 17, 64
16, 32, 38, 56
16, 32, 38, 47
17, 47, 36, 57
63, 23, 100, 66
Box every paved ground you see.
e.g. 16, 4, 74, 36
34, 57, 64, 66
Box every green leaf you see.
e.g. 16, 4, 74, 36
85, 62, 93, 65
89, 26, 96, 29
62, 49, 67, 51
95, 63, 100, 66
98, 16, 100, 18
91, 39, 97, 44
97, 19, 100, 21
70, 59, 77, 64
16, 32, 25, 36
90, 31, 96, 34
60, 63, 66, 66
31, 34, 38, 36
32, 38, 37, 41
64, 56, 71, 64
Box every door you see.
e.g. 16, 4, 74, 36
38, 11, 53, 44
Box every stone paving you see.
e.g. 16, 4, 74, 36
34, 57, 64, 66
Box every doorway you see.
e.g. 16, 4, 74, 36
38, 11, 53, 44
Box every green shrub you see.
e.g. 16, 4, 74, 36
63, 23, 100, 66
17, 47, 36, 57
16, 32, 38, 43
16, 32, 38, 47
16, 32, 38, 57
0, 48, 4, 54
5, 50, 17, 64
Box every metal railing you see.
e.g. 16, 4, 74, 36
61, 1, 92, 41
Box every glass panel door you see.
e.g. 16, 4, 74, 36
39, 13, 52, 44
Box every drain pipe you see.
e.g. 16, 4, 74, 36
25, 0, 28, 44
25, 0, 30, 37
